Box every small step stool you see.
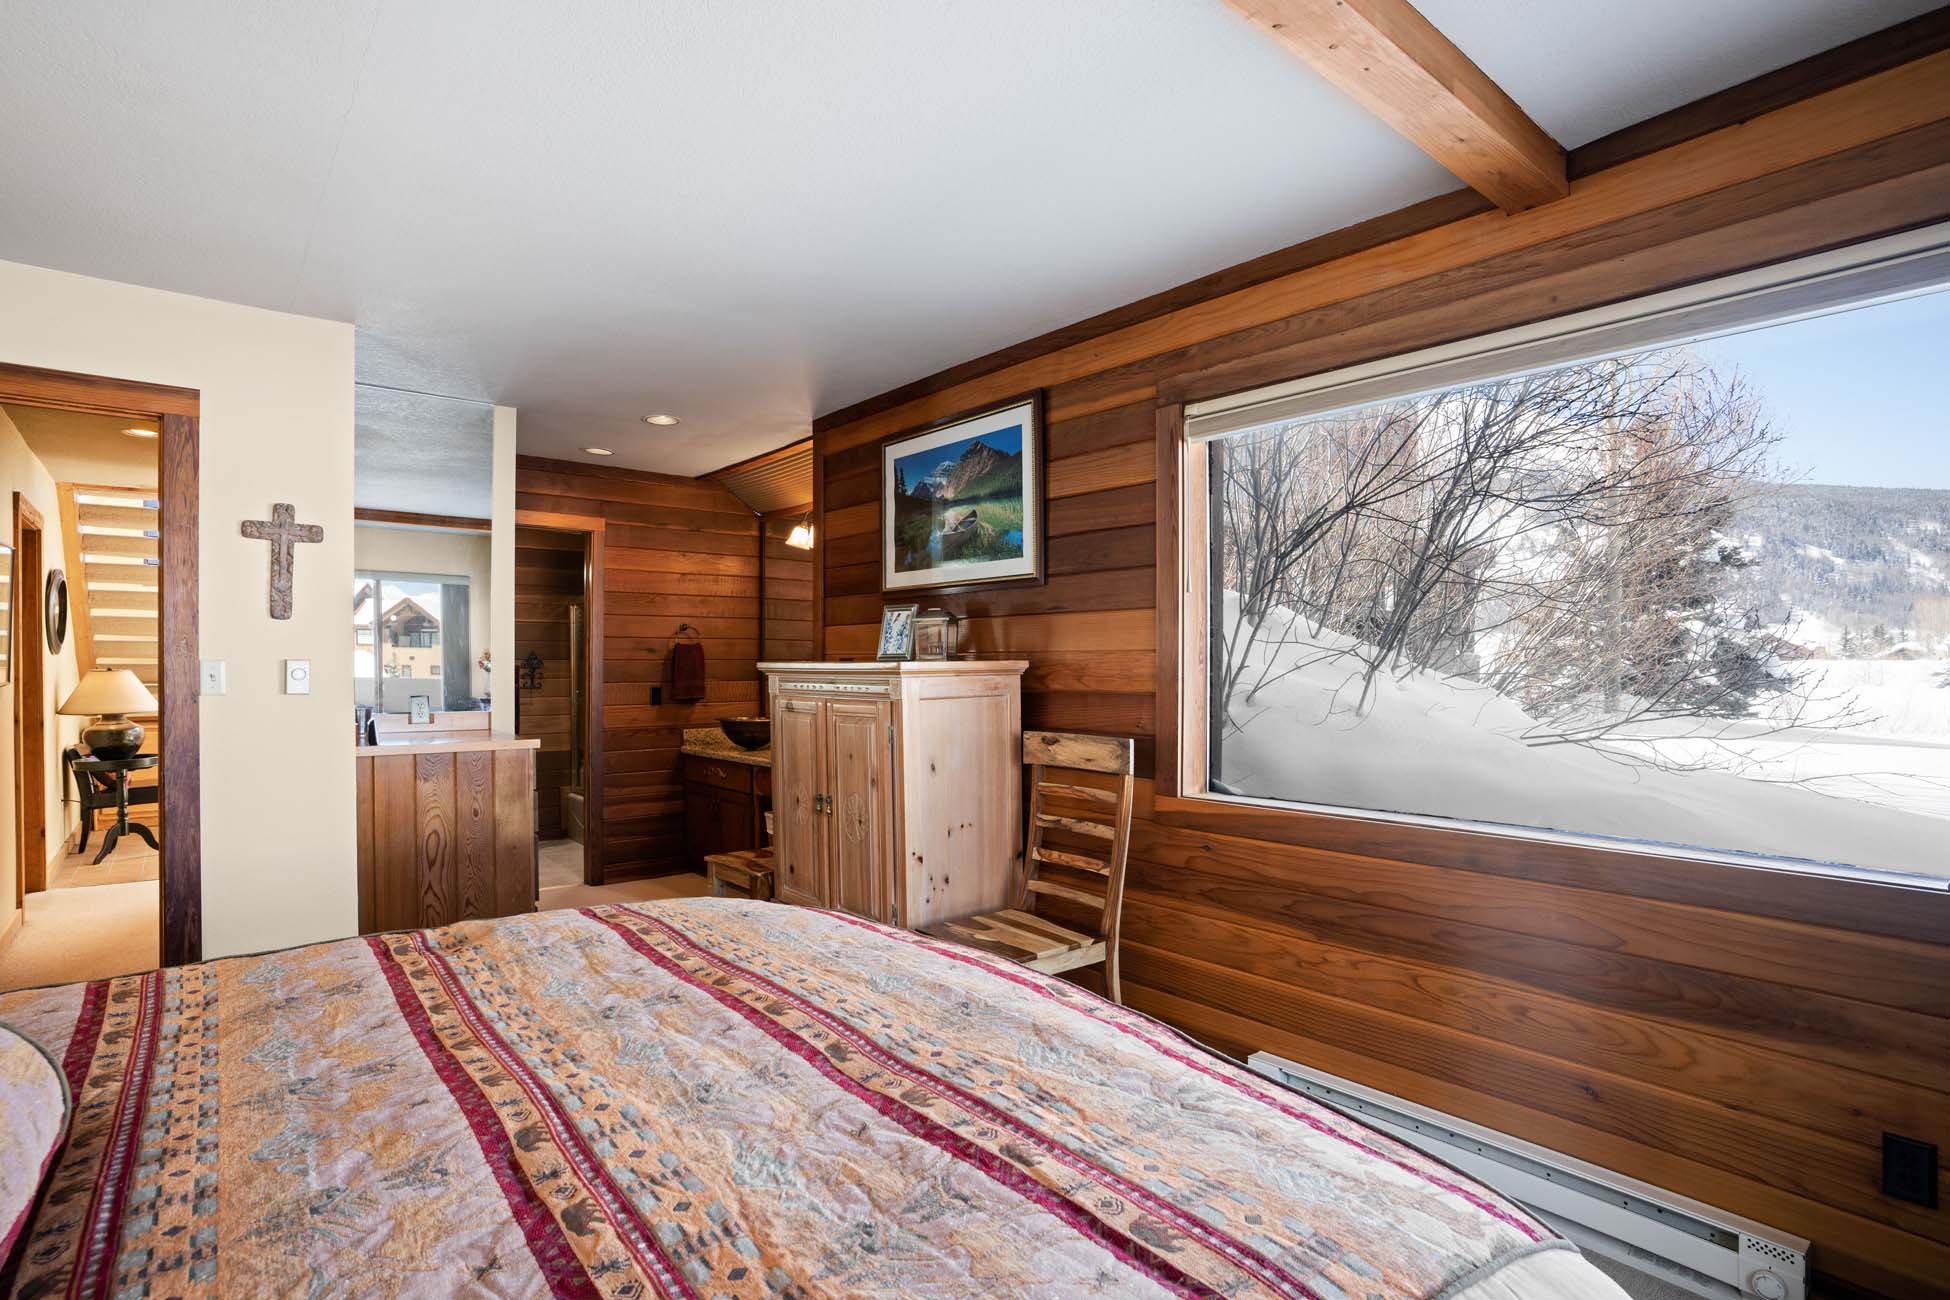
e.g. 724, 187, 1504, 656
705, 848, 775, 902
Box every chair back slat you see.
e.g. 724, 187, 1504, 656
1034, 812, 1115, 840
1031, 845, 1111, 875
1023, 731, 1134, 775
1025, 877, 1107, 909
1037, 781, 1119, 807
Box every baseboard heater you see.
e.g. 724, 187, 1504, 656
1247, 1053, 1809, 1300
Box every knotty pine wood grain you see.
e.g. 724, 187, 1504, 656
519, 457, 761, 878
812, 42, 1950, 1299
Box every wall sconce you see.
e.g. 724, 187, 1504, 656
785, 516, 815, 550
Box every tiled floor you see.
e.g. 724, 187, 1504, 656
538, 837, 585, 889
48, 823, 160, 890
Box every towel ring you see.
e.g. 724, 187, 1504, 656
673, 623, 703, 644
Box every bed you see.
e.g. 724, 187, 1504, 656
0, 899, 1627, 1298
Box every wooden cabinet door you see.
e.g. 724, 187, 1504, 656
683, 783, 716, 871
825, 700, 891, 924
772, 697, 826, 907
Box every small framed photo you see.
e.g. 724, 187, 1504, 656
877, 604, 918, 661
913, 609, 959, 661
409, 694, 432, 725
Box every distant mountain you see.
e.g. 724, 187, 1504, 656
1725, 483, 1950, 649
924, 439, 1022, 502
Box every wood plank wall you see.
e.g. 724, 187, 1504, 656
760, 502, 817, 661
515, 525, 584, 838
811, 39, 1950, 1300
516, 456, 761, 877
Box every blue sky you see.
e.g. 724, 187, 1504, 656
1696, 288, 1950, 489
893, 423, 1022, 484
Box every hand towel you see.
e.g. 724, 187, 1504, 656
672, 641, 707, 702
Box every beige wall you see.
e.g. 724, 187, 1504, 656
491, 406, 515, 736
0, 258, 356, 957
0, 406, 88, 935
353, 523, 493, 701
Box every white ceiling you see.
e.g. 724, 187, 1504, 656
0, 1, 1931, 476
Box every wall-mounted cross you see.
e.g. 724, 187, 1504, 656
241, 502, 324, 621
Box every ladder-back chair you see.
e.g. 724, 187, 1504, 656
919, 730, 1137, 1002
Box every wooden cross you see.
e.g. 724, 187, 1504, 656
240, 502, 324, 621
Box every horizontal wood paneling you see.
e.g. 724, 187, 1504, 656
518, 456, 760, 878
812, 42, 1950, 1300
760, 503, 818, 663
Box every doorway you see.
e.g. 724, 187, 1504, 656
0, 364, 199, 983
514, 512, 606, 888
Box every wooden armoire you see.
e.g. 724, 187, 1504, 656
759, 660, 1027, 928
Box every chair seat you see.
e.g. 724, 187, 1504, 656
920, 908, 1104, 971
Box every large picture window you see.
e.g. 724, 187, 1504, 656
1181, 230, 1950, 883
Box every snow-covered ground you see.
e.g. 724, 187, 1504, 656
1216, 597, 1950, 881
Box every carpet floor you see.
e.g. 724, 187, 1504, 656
536, 871, 713, 911
0, 881, 159, 992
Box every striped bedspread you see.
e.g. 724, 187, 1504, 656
0, 899, 1624, 1298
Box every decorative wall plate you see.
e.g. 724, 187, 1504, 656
45, 568, 68, 653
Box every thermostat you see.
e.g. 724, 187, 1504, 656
284, 659, 311, 695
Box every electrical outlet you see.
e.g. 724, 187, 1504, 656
200, 659, 226, 695
651, 684, 662, 706
1882, 1133, 1938, 1208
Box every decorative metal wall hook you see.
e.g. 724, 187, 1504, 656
517, 650, 544, 691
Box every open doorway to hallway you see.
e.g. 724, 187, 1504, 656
0, 402, 162, 988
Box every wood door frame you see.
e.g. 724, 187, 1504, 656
514, 509, 606, 884
0, 362, 201, 965
12, 494, 47, 901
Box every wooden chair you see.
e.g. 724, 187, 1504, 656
919, 731, 1137, 1002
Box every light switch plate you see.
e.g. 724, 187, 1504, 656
200, 659, 227, 695
284, 659, 312, 695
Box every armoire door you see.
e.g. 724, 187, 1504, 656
772, 697, 826, 907
825, 699, 891, 923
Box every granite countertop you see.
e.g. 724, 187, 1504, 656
681, 726, 771, 767
356, 731, 541, 758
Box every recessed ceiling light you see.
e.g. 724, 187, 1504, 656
642, 414, 680, 426
122, 426, 158, 439
582, 446, 614, 456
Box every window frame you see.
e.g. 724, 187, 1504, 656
1154, 229, 1950, 921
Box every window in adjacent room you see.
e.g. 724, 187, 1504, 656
1179, 227, 1950, 883
353, 571, 468, 713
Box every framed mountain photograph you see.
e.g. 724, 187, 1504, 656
882, 393, 1044, 592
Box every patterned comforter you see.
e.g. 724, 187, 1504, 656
0, 900, 1625, 1299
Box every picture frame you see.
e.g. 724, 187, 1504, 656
882, 392, 1044, 593
877, 604, 919, 661
913, 608, 959, 661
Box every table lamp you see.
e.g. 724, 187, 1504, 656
58, 668, 157, 759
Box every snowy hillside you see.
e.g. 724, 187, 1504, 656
1215, 594, 1950, 880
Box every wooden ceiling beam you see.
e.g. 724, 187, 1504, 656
1224, 0, 1568, 212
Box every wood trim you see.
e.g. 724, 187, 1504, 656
354, 507, 489, 531
1148, 792, 1950, 948
13, 494, 46, 898
1221, 0, 1566, 212
0, 362, 198, 419
1570, 6, 1950, 179
809, 20, 1946, 439
701, 437, 813, 483
158, 412, 200, 965
515, 453, 711, 490
515, 508, 607, 886
0, 364, 199, 965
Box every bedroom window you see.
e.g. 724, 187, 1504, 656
1175, 226, 1950, 883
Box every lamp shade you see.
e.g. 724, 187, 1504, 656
58, 668, 156, 717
